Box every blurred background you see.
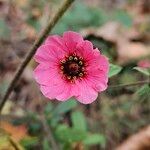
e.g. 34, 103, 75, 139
0, 0, 150, 149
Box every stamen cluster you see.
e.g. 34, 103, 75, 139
60, 54, 86, 82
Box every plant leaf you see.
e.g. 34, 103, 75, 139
136, 84, 150, 101
53, 99, 77, 115
20, 137, 38, 149
71, 111, 87, 131
55, 125, 87, 143
109, 64, 122, 77
83, 134, 106, 147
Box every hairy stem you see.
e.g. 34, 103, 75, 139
108, 80, 149, 89
0, 0, 75, 113
40, 114, 59, 150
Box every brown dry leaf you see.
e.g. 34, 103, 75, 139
117, 39, 150, 64
15, 0, 28, 8
81, 21, 150, 64
95, 22, 122, 43
115, 125, 150, 150
0, 129, 24, 150
81, 22, 122, 43
21, 23, 37, 40
0, 121, 28, 142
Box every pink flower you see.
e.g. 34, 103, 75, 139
34, 31, 109, 104
138, 59, 150, 69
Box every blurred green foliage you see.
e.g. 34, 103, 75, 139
109, 64, 122, 78
113, 10, 133, 28
0, 19, 10, 39
24, 1, 133, 35
43, 100, 106, 149
53, 2, 108, 34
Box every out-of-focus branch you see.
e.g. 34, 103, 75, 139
0, 0, 75, 113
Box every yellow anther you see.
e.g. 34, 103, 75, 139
79, 73, 83, 77
69, 56, 73, 60
79, 61, 83, 65
74, 57, 78, 61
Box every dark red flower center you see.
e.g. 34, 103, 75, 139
60, 54, 86, 82
68, 63, 80, 74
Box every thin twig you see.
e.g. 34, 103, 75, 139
38, 92, 59, 150
0, 0, 75, 113
40, 114, 59, 150
108, 80, 149, 89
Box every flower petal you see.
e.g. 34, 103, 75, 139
75, 40, 93, 59
34, 64, 59, 86
34, 44, 66, 64
86, 50, 109, 73
55, 84, 72, 101
87, 69, 108, 92
75, 80, 98, 104
40, 85, 62, 99
63, 31, 83, 51
44, 35, 68, 51
40, 81, 72, 101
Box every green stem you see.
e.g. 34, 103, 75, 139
108, 80, 149, 89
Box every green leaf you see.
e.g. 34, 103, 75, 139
134, 67, 150, 76
113, 10, 133, 28
52, 2, 107, 34
49, 115, 62, 127
55, 125, 87, 143
136, 84, 150, 101
50, 99, 77, 127
71, 111, 87, 131
109, 64, 122, 77
42, 139, 51, 150
44, 103, 53, 115
29, 122, 41, 134
53, 99, 77, 115
83, 134, 106, 147
20, 137, 38, 149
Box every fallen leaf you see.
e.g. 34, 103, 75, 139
0, 121, 28, 142
95, 22, 122, 43
0, 129, 24, 150
117, 40, 150, 64
81, 21, 122, 43
115, 125, 150, 150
